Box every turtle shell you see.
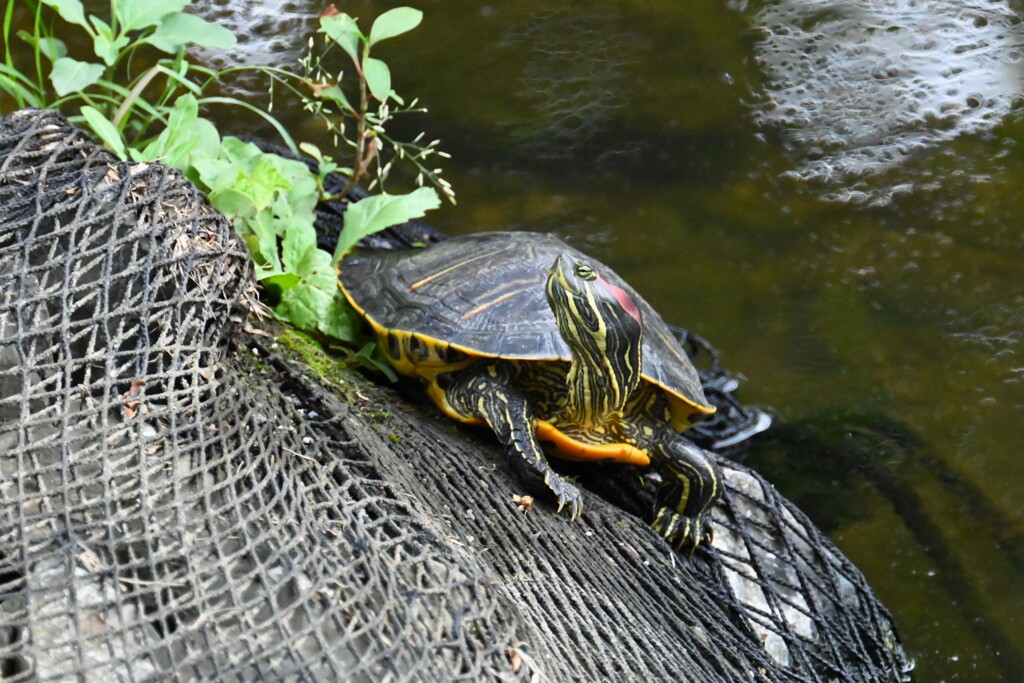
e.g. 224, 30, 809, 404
338, 231, 714, 425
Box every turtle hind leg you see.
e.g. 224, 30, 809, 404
649, 431, 723, 553
442, 363, 583, 519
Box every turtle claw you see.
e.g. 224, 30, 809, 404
545, 472, 584, 520
652, 507, 713, 554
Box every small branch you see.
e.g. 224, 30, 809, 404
113, 64, 162, 128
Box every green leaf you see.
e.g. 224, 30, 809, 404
192, 157, 236, 192
275, 247, 344, 334
136, 95, 221, 171
17, 31, 67, 62
146, 12, 237, 52
315, 84, 353, 112
281, 222, 318, 274
319, 294, 360, 342
245, 211, 285, 273
368, 7, 422, 45
172, 118, 219, 169
0, 69, 44, 107
50, 57, 103, 95
94, 34, 129, 66
165, 94, 201, 131
319, 14, 362, 64
299, 142, 323, 162
362, 57, 391, 102
89, 15, 113, 36
262, 272, 301, 292
218, 136, 263, 164
200, 142, 303, 215
211, 188, 259, 220
41, 0, 88, 29
115, 0, 187, 32
350, 342, 398, 381
270, 224, 359, 340
91, 18, 130, 66
244, 156, 291, 211
136, 93, 195, 154
334, 187, 441, 260
194, 138, 261, 194
80, 105, 125, 158
281, 171, 325, 221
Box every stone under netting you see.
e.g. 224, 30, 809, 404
0, 110, 912, 682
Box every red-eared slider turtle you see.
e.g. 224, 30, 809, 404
338, 231, 722, 549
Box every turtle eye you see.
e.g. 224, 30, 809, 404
575, 263, 596, 280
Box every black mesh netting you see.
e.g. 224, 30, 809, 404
0, 109, 912, 682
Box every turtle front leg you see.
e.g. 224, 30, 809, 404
442, 363, 584, 519
649, 430, 723, 553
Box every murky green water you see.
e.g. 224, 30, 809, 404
20, 0, 1024, 678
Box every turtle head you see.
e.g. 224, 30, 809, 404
546, 253, 643, 421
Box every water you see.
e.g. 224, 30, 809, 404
46, 0, 1024, 678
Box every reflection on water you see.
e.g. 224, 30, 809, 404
498, 6, 639, 163
752, 0, 1024, 204
192, 0, 315, 67
194, 0, 1024, 680
189, 0, 318, 99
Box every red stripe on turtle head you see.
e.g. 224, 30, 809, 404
597, 275, 641, 325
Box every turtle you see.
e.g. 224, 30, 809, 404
337, 231, 723, 550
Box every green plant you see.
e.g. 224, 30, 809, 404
1, 0, 297, 153
302, 7, 455, 215
1, 1, 452, 367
